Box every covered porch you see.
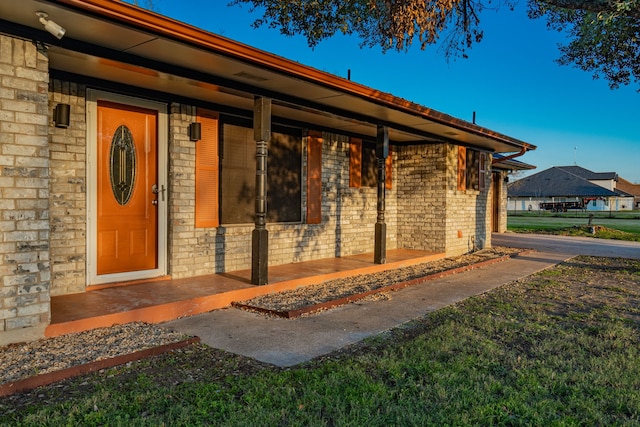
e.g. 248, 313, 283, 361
46, 249, 443, 338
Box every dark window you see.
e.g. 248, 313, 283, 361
458, 147, 485, 191
220, 121, 302, 224
361, 142, 377, 188
350, 138, 392, 189
466, 149, 480, 191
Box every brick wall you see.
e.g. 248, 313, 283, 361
319, 133, 397, 259
492, 170, 508, 233
444, 144, 491, 256
0, 36, 51, 344
396, 144, 447, 253
395, 143, 492, 257
48, 80, 87, 296
167, 120, 492, 276
168, 121, 398, 278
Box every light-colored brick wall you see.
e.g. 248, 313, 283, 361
396, 144, 447, 253
498, 171, 508, 233
490, 170, 508, 233
0, 35, 51, 344
444, 144, 491, 256
319, 134, 397, 259
395, 143, 492, 257
48, 80, 87, 296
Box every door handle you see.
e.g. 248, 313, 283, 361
151, 184, 166, 201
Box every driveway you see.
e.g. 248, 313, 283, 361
492, 232, 640, 259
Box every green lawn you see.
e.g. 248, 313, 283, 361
2, 256, 640, 426
508, 211, 640, 220
508, 213, 640, 238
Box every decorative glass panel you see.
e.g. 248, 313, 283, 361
109, 125, 136, 205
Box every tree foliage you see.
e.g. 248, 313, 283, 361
231, 0, 500, 58
128, 0, 156, 10
232, 0, 640, 89
530, 0, 640, 89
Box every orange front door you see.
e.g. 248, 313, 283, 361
97, 101, 158, 275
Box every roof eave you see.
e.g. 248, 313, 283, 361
52, 0, 535, 152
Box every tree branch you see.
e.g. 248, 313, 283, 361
540, 0, 640, 18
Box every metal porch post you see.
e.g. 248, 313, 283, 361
374, 125, 389, 264
252, 96, 271, 285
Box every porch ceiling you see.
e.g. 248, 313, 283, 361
1, 0, 536, 153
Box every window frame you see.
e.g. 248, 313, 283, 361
349, 137, 392, 190
219, 116, 303, 225
458, 146, 488, 192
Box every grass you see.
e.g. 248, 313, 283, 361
2, 256, 640, 426
508, 213, 640, 241
508, 211, 640, 220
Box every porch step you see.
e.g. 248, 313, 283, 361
45, 250, 444, 337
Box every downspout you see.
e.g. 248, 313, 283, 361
492, 146, 528, 164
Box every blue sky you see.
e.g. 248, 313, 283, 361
144, 1, 639, 183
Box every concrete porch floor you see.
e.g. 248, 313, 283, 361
46, 249, 443, 338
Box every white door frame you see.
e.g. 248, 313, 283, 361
86, 89, 168, 285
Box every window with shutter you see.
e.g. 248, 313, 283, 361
307, 131, 322, 224
479, 152, 486, 191
220, 119, 302, 224
195, 108, 219, 228
466, 149, 479, 191
458, 147, 488, 191
350, 137, 392, 189
457, 146, 467, 191
349, 137, 362, 188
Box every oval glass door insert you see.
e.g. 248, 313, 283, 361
109, 125, 137, 205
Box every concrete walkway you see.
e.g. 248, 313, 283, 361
163, 233, 640, 367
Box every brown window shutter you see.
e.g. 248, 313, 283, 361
457, 146, 467, 191
306, 131, 323, 224
385, 146, 393, 190
479, 152, 486, 191
349, 137, 362, 188
195, 108, 219, 228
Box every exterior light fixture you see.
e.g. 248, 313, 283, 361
54, 103, 70, 128
36, 11, 66, 40
189, 122, 201, 141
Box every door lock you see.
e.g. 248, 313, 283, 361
151, 184, 166, 201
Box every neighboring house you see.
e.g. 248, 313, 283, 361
616, 177, 640, 210
0, 0, 535, 344
508, 166, 634, 212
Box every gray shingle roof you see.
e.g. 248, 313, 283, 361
557, 165, 618, 181
508, 167, 619, 197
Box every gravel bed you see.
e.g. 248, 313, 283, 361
238, 247, 523, 312
0, 322, 189, 385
